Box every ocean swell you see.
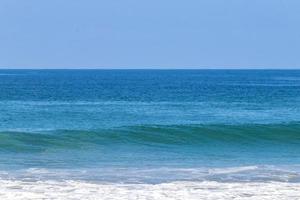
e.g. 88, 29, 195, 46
0, 123, 300, 152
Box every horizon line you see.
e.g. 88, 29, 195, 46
0, 67, 300, 70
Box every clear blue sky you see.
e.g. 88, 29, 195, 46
0, 0, 299, 69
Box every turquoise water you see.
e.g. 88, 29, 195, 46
1, 70, 300, 183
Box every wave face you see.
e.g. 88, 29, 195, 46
1, 124, 300, 151
0, 124, 300, 173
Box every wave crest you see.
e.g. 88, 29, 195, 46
0, 124, 300, 152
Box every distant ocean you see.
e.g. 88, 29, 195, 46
1, 70, 300, 199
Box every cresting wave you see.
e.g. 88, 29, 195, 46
0, 123, 300, 152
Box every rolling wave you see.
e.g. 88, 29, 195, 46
0, 123, 300, 152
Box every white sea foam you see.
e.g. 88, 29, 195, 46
208, 166, 259, 174
0, 180, 299, 200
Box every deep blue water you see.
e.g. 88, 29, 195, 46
1, 69, 300, 183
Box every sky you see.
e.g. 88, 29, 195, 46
0, 0, 299, 69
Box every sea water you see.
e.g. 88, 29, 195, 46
0, 69, 300, 199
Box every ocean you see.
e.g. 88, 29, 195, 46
0, 69, 300, 199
